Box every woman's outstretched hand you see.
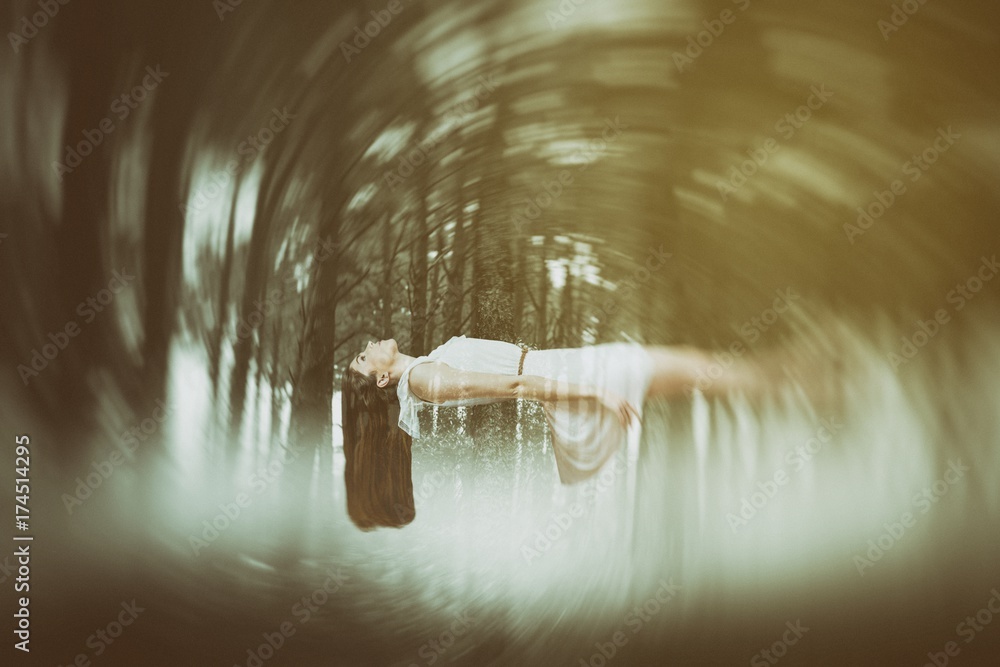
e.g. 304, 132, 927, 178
597, 389, 641, 428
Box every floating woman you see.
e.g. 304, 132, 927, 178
340, 335, 764, 530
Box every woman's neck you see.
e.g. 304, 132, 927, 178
390, 353, 418, 383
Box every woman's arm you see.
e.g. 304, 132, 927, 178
520, 374, 640, 427
408, 362, 520, 404
408, 363, 639, 426
515, 373, 601, 403
408, 362, 598, 404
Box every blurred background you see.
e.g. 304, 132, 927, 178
1, 0, 999, 664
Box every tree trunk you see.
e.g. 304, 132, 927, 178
409, 188, 429, 355
268, 320, 284, 449
210, 179, 239, 400
281, 215, 343, 556
53, 2, 125, 443
537, 235, 549, 347
379, 211, 394, 337
469, 191, 483, 336
426, 224, 443, 345
446, 177, 469, 337
511, 235, 525, 337
227, 124, 303, 437
555, 266, 576, 346
227, 187, 270, 440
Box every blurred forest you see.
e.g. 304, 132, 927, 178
3, 0, 1000, 664
5, 0, 993, 542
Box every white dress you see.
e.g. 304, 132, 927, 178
396, 335, 655, 484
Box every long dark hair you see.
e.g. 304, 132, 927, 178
340, 367, 415, 530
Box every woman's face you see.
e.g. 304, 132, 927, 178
349, 338, 398, 387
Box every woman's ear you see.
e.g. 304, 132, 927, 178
377, 372, 389, 388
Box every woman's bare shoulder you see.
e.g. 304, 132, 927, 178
407, 361, 453, 403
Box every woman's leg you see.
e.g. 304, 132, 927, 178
642, 344, 762, 400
